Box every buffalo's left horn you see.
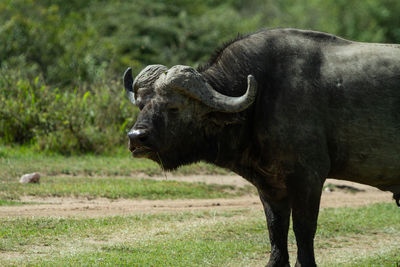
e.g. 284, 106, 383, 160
159, 65, 257, 113
124, 67, 136, 104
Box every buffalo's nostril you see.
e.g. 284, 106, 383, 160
139, 135, 148, 143
128, 129, 149, 146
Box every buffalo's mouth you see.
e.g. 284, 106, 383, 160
130, 146, 154, 158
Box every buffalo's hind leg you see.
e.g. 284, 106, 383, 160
259, 192, 291, 267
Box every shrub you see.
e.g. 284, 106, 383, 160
0, 71, 138, 154
1, 0, 400, 154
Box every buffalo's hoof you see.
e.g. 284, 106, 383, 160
266, 261, 290, 267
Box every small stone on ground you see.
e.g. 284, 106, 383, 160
19, 172, 40, 184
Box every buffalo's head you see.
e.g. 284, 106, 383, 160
124, 65, 257, 170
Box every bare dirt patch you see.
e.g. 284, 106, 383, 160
0, 196, 260, 218
0, 176, 394, 218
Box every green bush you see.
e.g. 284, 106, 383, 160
0, 72, 137, 154
1, 0, 399, 154
0, 0, 111, 87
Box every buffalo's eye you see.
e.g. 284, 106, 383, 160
168, 107, 180, 114
137, 101, 146, 110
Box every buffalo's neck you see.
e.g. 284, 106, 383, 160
201, 112, 253, 170
202, 119, 286, 199
201, 115, 288, 200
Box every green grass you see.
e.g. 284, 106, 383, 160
0, 203, 399, 266
317, 203, 400, 238
0, 144, 227, 182
0, 176, 255, 200
0, 144, 248, 204
344, 249, 400, 266
0, 199, 34, 206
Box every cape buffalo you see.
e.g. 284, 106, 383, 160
124, 28, 400, 267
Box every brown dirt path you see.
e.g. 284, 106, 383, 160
0, 177, 394, 218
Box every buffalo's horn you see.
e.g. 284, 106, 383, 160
200, 74, 257, 112
160, 65, 257, 113
124, 67, 136, 104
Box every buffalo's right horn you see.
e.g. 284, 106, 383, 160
124, 67, 136, 104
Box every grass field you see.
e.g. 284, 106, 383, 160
0, 145, 227, 181
0, 144, 238, 202
1, 204, 399, 266
1, 145, 399, 266
0, 176, 254, 201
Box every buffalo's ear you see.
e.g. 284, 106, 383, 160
124, 64, 168, 105
124, 67, 136, 104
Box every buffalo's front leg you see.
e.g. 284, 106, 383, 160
259, 192, 291, 267
288, 174, 325, 267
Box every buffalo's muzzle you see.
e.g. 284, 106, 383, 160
128, 129, 153, 157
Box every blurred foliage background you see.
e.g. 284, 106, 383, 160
1, 0, 400, 154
